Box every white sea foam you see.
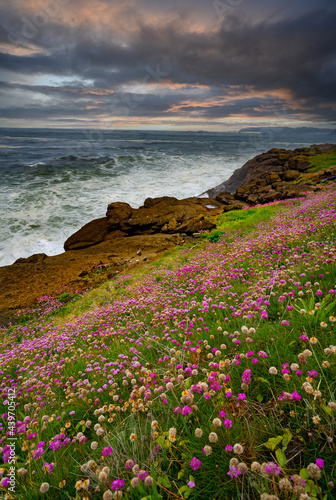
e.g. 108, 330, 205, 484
0, 153, 247, 266
0, 128, 315, 267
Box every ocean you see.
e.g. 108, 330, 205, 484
0, 127, 330, 267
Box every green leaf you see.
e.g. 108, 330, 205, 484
305, 479, 319, 496
257, 394, 263, 403
157, 476, 171, 489
300, 468, 310, 480
322, 405, 332, 416
275, 448, 287, 467
185, 378, 192, 389
256, 377, 270, 385
265, 435, 283, 450
178, 470, 185, 480
282, 428, 293, 450
178, 485, 188, 497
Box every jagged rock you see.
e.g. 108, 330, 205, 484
283, 169, 300, 181
106, 196, 222, 236
204, 144, 335, 197
266, 173, 281, 184
287, 155, 310, 172
222, 202, 246, 212
215, 191, 236, 205
246, 194, 259, 204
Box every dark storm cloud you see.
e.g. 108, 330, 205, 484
0, 0, 335, 126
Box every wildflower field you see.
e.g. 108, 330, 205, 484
1, 186, 336, 500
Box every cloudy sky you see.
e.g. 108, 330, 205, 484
0, 0, 335, 130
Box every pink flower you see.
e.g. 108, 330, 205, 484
111, 479, 124, 490
316, 459, 324, 469
102, 446, 113, 456
190, 457, 201, 471
181, 406, 192, 415
237, 393, 246, 400
223, 419, 232, 428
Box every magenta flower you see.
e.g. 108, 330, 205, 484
188, 481, 195, 488
43, 462, 53, 474
223, 419, 233, 428
219, 410, 226, 418
190, 457, 201, 471
264, 462, 281, 475
242, 368, 252, 386
237, 393, 246, 400
225, 445, 233, 451
102, 446, 113, 456
138, 470, 148, 481
181, 406, 192, 415
316, 459, 324, 469
1, 478, 10, 488
227, 466, 241, 478
111, 479, 124, 490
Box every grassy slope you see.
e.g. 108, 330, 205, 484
1, 187, 336, 500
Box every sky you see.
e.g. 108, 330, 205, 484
0, 0, 336, 130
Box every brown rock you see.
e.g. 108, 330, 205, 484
64, 217, 109, 251
287, 155, 310, 172
283, 169, 300, 181
106, 202, 133, 230
0, 233, 185, 323
266, 173, 281, 184
258, 191, 282, 204
106, 197, 223, 236
215, 191, 236, 205
15, 253, 48, 264
246, 194, 259, 204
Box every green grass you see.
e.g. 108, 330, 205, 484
307, 149, 336, 173
207, 202, 291, 242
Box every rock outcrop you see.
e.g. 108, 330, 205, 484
64, 196, 223, 251
205, 144, 335, 197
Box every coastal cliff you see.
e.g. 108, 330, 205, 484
0, 143, 335, 324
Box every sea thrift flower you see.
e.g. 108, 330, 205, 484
227, 466, 241, 478
102, 446, 113, 456
209, 432, 218, 443
190, 457, 201, 471
188, 481, 195, 488
264, 462, 281, 475
195, 428, 203, 438
39, 483, 50, 493
316, 459, 324, 469
233, 443, 244, 455
42, 463, 53, 474
111, 479, 124, 490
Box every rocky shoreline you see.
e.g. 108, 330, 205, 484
1, 143, 335, 325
